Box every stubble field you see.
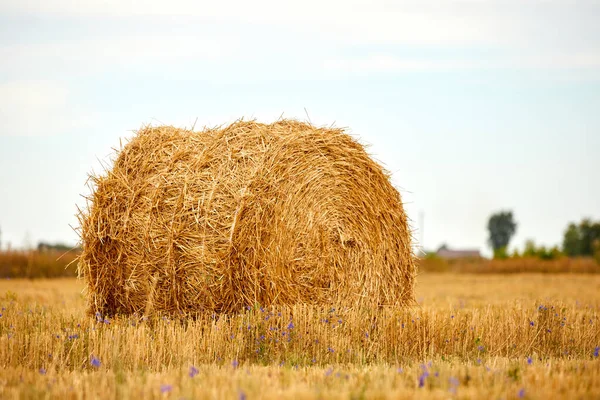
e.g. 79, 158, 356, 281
0, 273, 599, 399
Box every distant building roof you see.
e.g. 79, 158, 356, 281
436, 245, 481, 259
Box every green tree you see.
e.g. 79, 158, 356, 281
562, 219, 600, 257
487, 211, 517, 258
562, 223, 582, 256
522, 239, 537, 258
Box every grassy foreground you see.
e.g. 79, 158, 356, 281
0, 274, 599, 399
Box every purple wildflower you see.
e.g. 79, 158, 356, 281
327, 347, 335, 353
160, 384, 172, 394
449, 377, 459, 394
325, 368, 333, 376
90, 356, 101, 368
518, 388, 525, 398
287, 321, 294, 330
527, 357, 533, 365
529, 321, 535, 326
189, 366, 199, 378
239, 391, 247, 400
418, 371, 429, 388
594, 347, 599, 358
232, 360, 239, 369
39, 368, 46, 375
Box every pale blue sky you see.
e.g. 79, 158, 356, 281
1, 0, 599, 254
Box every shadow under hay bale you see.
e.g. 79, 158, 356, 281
78, 120, 415, 316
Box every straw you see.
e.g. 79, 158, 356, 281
77, 120, 416, 316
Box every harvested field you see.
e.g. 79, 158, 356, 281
0, 274, 598, 399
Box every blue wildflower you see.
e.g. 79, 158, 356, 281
418, 371, 429, 388
160, 384, 172, 394
189, 366, 199, 378
90, 356, 101, 368
594, 347, 599, 358
527, 357, 533, 365
287, 321, 294, 330
449, 377, 459, 394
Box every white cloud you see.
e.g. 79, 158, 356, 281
0, 80, 93, 136
0, 34, 234, 76
324, 51, 600, 74
3, 0, 591, 47
324, 55, 487, 73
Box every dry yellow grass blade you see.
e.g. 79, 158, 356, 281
78, 120, 416, 316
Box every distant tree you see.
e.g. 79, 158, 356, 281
594, 239, 600, 264
519, 239, 561, 260
487, 211, 517, 258
562, 219, 600, 257
522, 239, 537, 258
37, 242, 73, 252
562, 223, 582, 256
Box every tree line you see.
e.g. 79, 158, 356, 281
488, 211, 600, 262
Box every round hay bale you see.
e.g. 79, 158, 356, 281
78, 120, 415, 315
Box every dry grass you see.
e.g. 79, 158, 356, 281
419, 256, 600, 274
0, 250, 78, 279
78, 120, 415, 316
1, 274, 599, 399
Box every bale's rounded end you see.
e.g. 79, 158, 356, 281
78, 120, 416, 316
